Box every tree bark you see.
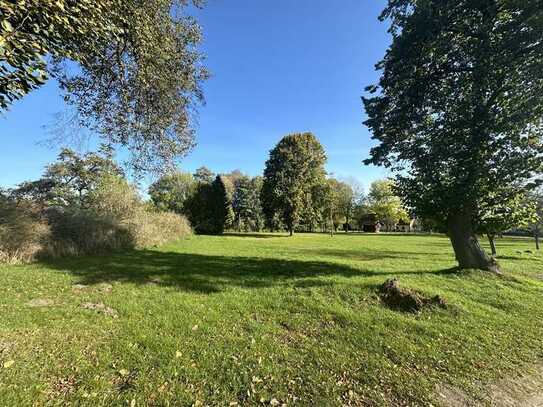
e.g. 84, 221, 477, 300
535, 229, 540, 251
447, 212, 500, 273
487, 233, 497, 257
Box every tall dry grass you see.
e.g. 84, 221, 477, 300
0, 176, 192, 263
0, 200, 51, 263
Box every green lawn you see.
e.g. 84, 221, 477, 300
1, 233, 542, 406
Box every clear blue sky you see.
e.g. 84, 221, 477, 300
0, 0, 391, 191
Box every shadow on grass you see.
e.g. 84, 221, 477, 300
301, 248, 447, 260
41, 250, 461, 294
222, 232, 287, 239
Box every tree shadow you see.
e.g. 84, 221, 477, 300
42, 250, 462, 294
222, 233, 287, 239
301, 248, 446, 260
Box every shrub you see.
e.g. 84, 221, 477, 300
87, 174, 141, 219
0, 199, 51, 263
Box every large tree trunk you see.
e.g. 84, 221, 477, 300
447, 212, 500, 273
487, 233, 497, 257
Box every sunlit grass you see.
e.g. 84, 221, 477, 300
0, 233, 542, 405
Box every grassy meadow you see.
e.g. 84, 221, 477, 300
1, 233, 542, 406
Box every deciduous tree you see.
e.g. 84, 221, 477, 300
261, 133, 327, 236
193, 166, 215, 184
478, 189, 536, 256
364, 0, 543, 272
366, 180, 409, 231
148, 172, 196, 214
11, 146, 122, 208
1, 0, 208, 172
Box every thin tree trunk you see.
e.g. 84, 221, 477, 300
487, 233, 497, 257
447, 211, 500, 273
535, 228, 540, 251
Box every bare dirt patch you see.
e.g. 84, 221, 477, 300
379, 278, 447, 313
45, 375, 79, 398
80, 302, 119, 318
435, 364, 543, 406
26, 298, 54, 307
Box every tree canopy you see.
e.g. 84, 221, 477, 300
364, 0, 543, 271
148, 172, 196, 214
366, 180, 409, 230
11, 146, 122, 208
1, 0, 208, 172
261, 133, 327, 235
193, 166, 215, 184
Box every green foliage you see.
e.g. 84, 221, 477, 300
261, 133, 327, 234
185, 175, 234, 235
44, 175, 191, 257
478, 189, 537, 237
193, 166, 215, 184
232, 176, 265, 232
2, 163, 191, 262
0, 0, 119, 109
322, 178, 356, 230
1, 0, 208, 172
364, 0, 543, 267
528, 188, 543, 244
366, 180, 409, 230
148, 172, 197, 214
11, 146, 122, 208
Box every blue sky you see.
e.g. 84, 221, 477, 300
0, 0, 391, 191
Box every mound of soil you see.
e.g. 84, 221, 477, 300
379, 278, 446, 313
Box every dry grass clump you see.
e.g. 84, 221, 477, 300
0, 200, 51, 263
127, 210, 192, 248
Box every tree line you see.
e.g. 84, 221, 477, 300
149, 134, 412, 236
148, 132, 543, 247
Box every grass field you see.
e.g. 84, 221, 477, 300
1, 233, 542, 406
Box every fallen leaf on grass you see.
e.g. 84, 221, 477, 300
3, 360, 14, 368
